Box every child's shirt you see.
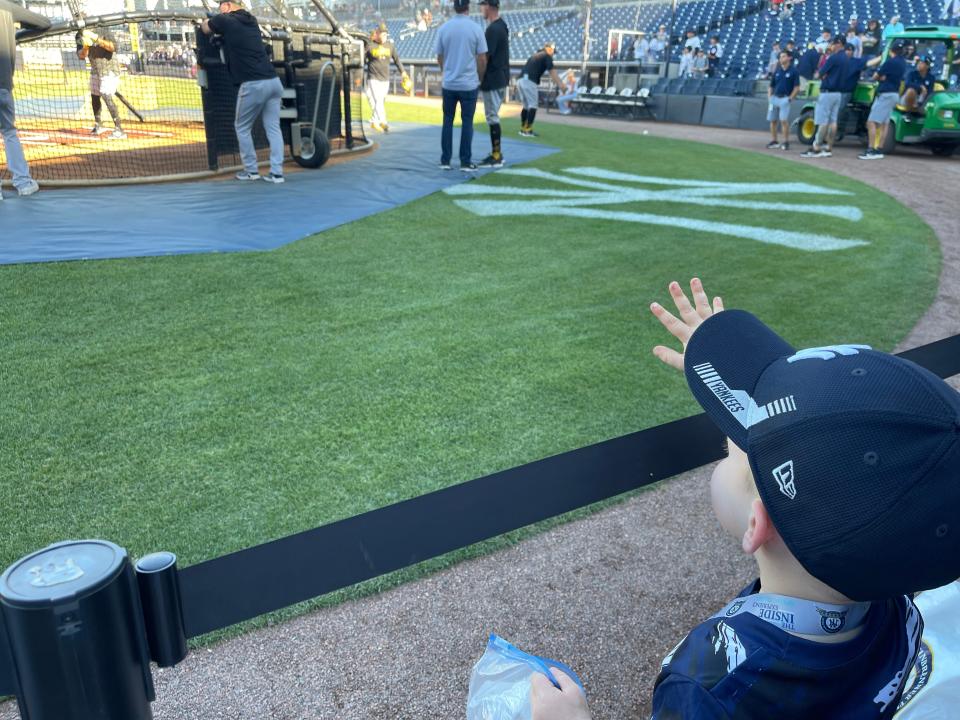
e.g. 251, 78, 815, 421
651, 580, 923, 719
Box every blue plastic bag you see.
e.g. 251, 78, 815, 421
466, 634, 585, 720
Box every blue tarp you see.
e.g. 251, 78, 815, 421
0, 124, 557, 265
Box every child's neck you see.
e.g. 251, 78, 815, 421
754, 546, 867, 643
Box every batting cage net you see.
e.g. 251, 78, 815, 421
5, 4, 368, 185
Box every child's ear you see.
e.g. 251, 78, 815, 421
742, 498, 776, 555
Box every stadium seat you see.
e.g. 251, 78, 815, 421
718, 78, 739, 96
701, 78, 722, 95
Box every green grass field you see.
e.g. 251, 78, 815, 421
0, 118, 940, 638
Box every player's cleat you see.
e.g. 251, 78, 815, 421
800, 147, 821, 158
780, 142, 790, 151
16, 180, 40, 197
381, 124, 390, 133
90, 123, 102, 135
461, 162, 478, 172
478, 154, 504, 168
519, 129, 538, 138
110, 129, 127, 139
766, 140, 780, 149
439, 161, 452, 170
262, 173, 285, 184
235, 170, 261, 181
819, 148, 832, 157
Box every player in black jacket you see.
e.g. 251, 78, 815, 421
478, 0, 508, 167
202, 0, 285, 183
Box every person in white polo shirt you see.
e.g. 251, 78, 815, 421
435, 0, 487, 171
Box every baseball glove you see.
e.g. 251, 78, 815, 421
80, 29, 99, 47
401, 72, 412, 93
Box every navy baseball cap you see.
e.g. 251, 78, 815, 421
685, 310, 960, 601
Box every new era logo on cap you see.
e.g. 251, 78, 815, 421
772, 460, 796, 500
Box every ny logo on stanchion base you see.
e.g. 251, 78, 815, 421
444, 167, 869, 252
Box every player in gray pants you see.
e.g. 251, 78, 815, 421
203, 0, 286, 183
478, 0, 508, 167
0, 0, 46, 198
517, 42, 564, 137
234, 77, 284, 178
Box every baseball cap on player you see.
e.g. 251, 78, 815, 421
453, 0, 469, 8
479, 0, 500, 6
684, 309, 960, 602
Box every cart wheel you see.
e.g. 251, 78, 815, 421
880, 120, 897, 155
930, 143, 957, 157
294, 128, 331, 169
796, 110, 816, 145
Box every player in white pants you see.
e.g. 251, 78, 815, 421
364, 24, 410, 133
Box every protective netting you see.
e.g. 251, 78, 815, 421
4, 10, 368, 184
9, 21, 207, 181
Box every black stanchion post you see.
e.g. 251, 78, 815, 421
136, 552, 188, 668
0, 540, 156, 720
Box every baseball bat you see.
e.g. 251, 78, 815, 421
115, 91, 145, 122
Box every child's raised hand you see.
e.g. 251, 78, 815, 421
650, 278, 723, 372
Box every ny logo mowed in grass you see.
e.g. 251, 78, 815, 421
444, 168, 867, 252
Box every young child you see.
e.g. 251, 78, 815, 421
531, 278, 960, 719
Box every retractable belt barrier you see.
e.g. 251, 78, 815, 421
0, 334, 957, 719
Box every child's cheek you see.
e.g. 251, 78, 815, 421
710, 458, 751, 541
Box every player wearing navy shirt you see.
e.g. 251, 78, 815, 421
530, 277, 960, 720
766, 52, 799, 150
861, 42, 908, 159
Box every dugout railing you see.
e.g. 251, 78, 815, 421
0, 332, 957, 719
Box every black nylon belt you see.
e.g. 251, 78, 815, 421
177, 333, 960, 637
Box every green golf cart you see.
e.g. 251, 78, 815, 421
795, 25, 960, 156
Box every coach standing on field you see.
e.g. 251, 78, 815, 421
479, 0, 508, 168
435, 0, 487, 171
0, 0, 46, 197
202, 0, 285, 183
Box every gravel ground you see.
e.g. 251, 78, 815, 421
1, 119, 956, 720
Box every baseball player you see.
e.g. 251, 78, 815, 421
202, 0, 285, 183
364, 23, 410, 133
1, 0, 46, 198
533, 276, 960, 719
76, 26, 126, 139
478, 0, 508, 167
517, 42, 564, 137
